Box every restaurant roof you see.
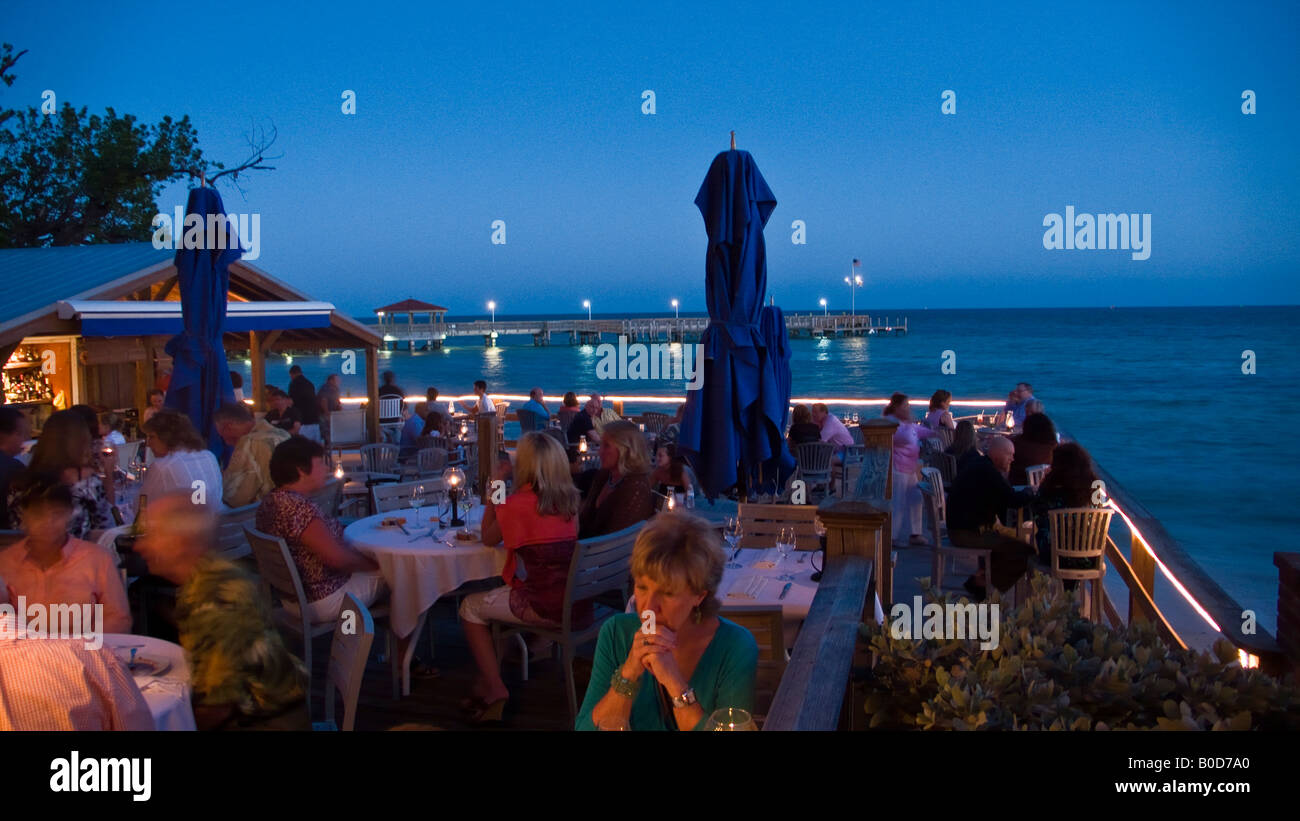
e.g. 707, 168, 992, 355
375, 298, 448, 314
0, 242, 381, 350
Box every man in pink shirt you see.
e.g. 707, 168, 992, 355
0, 477, 132, 635
811, 403, 855, 448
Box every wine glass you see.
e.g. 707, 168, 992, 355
777, 527, 796, 565
410, 484, 426, 527
437, 492, 452, 527
704, 707, 758, 731
723, 517, 742, 554
460, 494, 478, 535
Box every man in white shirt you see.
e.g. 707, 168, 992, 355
141, 410, 226, 510
458, 380, 495, 415
811, 403, 854, 448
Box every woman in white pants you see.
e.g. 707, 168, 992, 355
884, 393, 936, 546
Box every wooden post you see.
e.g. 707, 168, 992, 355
857, 418, 898, 550
817, 498, 891, 607
613, 400, 624, 417
1129, 531, 1156, 625
476, 411, 497, 495
248, 331, 266, 411
365, 346, 379, 443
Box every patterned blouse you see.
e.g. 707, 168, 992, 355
7, 469, 115, 539
175, 555, 307, 723
254, 488, 349, 603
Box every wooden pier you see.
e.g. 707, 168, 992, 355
372, 314, 907, 349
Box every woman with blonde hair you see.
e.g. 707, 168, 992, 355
458, 431, 584, 721
577, 511, 758, 730
578, 420, 655, 538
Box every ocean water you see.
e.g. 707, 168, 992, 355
250, 306, 1299, 634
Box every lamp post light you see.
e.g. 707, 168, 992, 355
671, 298, 679, 319
843, 274, 863, 317
487, 300, 496, 326
819, 298, 827, 316
583, 299, 591, 321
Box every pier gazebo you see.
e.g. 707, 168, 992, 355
375, 299, 447, 350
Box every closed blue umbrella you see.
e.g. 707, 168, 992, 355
752, 304, 795, 495
678, 148, 784, 500
164, 187, 238, 460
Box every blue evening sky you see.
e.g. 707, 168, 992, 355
5, 0, 1298, 315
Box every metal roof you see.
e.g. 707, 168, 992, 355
0, 243, 173, 329
374, 298, 448, 314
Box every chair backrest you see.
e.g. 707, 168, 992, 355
325, 592, 375, 732
215, 501, 261, 561
516, 408, 544, 434
360, 443, 399, 474
1025, 464, 1051, 490
641, 411, 669, 434
543, 428, 567, 449
563, 522, 642, 630
417, 447, 448, 474
724, 605, 786, 722
114, 440, 145, 474
372, 478, 445, 514
849, 425, 864, 446
377, 396, 403, 423
795, 441, 835, 475
307, 477, 344, 519
1048, 508, 1112, 572
919, 482, 943, 549
737, 503, 820, 550
328, 410, 366, 447
244, 526, 310, 615
938, 452, 958, 486
920, 467, 945, 527
557, 407, 580, 434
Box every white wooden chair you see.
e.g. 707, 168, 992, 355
1025, 464, 1051, 490
215, 501, 260, 561
736, 503, 820, 550
371, 478, 445, 515
315, 592, 375, 732
920, 467, 946, 534
359, 443, 400, 480
244, 526, 397, 717
921, 483, 991, 595
795, 441, 835, 500
1048, 507, 1113, 620
377, 397, 404, 442
641, 411, 669, 434
489, 522, 642, 722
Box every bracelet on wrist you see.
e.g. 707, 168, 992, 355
610, 669, 641, 699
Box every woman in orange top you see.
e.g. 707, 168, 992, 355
458, 431, 581, 721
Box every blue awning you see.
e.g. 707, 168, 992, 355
57, 300, 335, 337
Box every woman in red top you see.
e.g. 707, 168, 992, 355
458, 431, 581, 721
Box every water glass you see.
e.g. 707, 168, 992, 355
777, 527, 795, 564
704, 707, 758, 731
410, 484, 425, 524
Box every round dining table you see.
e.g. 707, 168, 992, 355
102, 633, 196, 731
343, 506, 504, 695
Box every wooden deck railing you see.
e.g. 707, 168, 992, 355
763, 555, 873, 731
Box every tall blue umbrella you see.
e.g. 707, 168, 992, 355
678, 148, 785, 500
164, 186, 238, 460
752, 304, 796, 495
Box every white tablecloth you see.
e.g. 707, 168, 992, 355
102, 633, 195, 732
720, 548, 820, 648
343, 506, 504, 639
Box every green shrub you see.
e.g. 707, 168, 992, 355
859, 573, 1300, 730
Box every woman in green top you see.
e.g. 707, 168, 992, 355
576, 512, 757, 731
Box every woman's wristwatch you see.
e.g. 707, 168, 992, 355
671, 687, 697, 709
